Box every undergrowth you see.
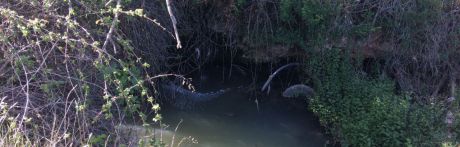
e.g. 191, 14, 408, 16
1, 0, 460, 146
0, 0, 171, 146
307, 48, 459, 146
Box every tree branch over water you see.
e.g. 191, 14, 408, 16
261, 63, 300, 94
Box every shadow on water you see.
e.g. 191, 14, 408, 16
158, 65, 328, 147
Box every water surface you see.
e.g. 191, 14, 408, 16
160, 87, 327, 147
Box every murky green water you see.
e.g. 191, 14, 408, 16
121, 67, 328, 147
158, 88, 327, 147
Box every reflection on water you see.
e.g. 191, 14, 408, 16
159, 88, 327, 147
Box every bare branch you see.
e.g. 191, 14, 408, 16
102, 0, 122, 53
261, 63, 300, 93
165, 0, 182, 49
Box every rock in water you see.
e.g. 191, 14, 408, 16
282, 84, 314, 98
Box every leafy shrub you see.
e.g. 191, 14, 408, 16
0, 0, 163, 146
277, 0, 338, 48
307, 48, 457, 146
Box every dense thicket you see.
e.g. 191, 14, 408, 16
171, 1, 460, 144
1, 0, 460, 146
0, 0, 166, 146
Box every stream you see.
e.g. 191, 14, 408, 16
154, 66, 328, 147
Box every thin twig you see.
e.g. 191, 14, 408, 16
170, 119, 183, 147
102, 0, 122, 53
105, 0, 114, 7
17, 53, 30, 129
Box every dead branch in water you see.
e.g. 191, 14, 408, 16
261, 63, 300, 94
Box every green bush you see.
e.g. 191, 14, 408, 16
307, 48, 456, 146
405, 103, 447, 146
277, 0, 338, 48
